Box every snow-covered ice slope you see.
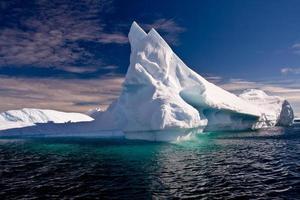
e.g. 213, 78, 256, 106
239, 89, 294, 127
94, 22, 293, 134
0, 108, 93, 130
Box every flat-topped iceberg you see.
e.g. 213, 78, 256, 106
0, 22, 294, 141
0, 108, 93, 131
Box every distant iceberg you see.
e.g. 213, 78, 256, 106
0, 108, 93, 131
239, 89, 294, 128
0, 22, 294, 141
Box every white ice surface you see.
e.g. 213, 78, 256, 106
0, 108, 93, 131
239, 89, 294, 128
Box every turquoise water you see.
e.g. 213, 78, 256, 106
1, 127, 300, 199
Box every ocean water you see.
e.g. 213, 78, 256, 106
1, 127, 300, 199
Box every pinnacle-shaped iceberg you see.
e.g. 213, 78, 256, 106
94, 22, 294, 136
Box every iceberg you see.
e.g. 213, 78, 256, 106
239, 89, 294, 128
0, 108, 93, 131
93, 22, 294, 137
0, 22, 294, 141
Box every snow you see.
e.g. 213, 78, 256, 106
0, 108, 93, 131
0, 22, 295, 141
239, 89, 294, 127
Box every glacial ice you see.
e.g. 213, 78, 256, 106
239, 89, 294, 128
0, 108, 93, 131
93, 22, 294, 136
0, 22, 294, 141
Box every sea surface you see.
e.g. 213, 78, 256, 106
1, 127, 300, 199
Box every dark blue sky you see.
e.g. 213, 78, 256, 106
1, 0, 300, 79
120, 0, 300, 80
0, 0, 300, 114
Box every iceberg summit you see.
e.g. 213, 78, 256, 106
0, 22, 294, 141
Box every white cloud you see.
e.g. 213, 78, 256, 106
281, 67, 300, 75
291, 43, 300, 55
292, 43, 300, 48
143, 18, 186, 45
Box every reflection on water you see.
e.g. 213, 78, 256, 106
1, 127, 300, 199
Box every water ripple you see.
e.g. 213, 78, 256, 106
1, 127, 300, 199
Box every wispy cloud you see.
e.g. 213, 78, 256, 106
0, 0, 127, 73
0, 76, 124, 113
292, 43, 300, 48
204, 76, 223, 84
98, 33, 128, 44
0, 2, 186, 74
281, 67, 300, 75
291, 43, 300, 55
144, 18, 186, 33
143, 18, 186, 45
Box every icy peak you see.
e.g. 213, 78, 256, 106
147, 28, 170, 48
129, 22, 171, 51
128, 21, 147, 49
